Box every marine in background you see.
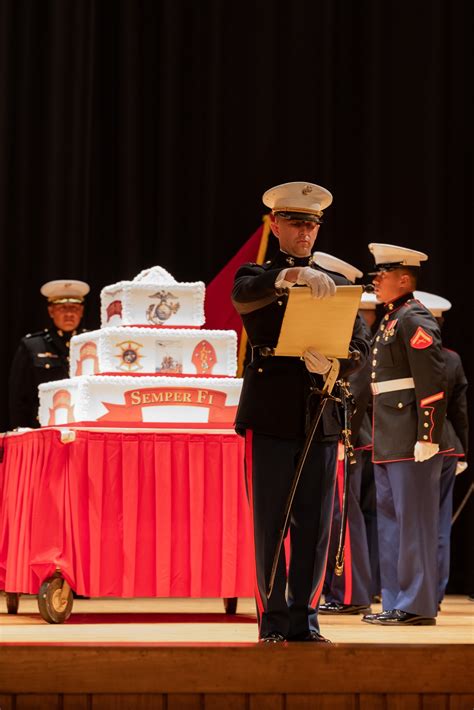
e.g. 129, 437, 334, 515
312, 254, 374, 616
414, 290, 469, 607
9, 279, 89, 429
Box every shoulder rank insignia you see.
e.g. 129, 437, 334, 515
410, 326, 433, 349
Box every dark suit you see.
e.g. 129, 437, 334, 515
438, 347, 469, 602
323, 343, 374, 608
232, 250, 370, 638
371, 293, 447, 618
9, 328, 84, 429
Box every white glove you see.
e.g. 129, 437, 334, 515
455, 461, 468, 476
414, 441, 439, 462
303, 349, 331, 374
296, 267, 336, 299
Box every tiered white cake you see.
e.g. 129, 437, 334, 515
38, 266, 242, 427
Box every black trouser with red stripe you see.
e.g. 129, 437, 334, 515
323, 450, 373, 606
245, 430, 338, 639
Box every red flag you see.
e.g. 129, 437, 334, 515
205, 217, 271, 373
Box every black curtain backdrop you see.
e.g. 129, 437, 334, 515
0, 0, 472, 591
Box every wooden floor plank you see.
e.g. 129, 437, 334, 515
167, 695, 202, 710
249, 694, 284, 710
63, 695, 91, 710
90, 695, 164, 709
386, 695, 421, 710
204, 694, 246, 709
422, 694, 448, 709
287, 695, 357, 709
449, 696, 474, 710
15, 695, 60, 710
359, 695, 387, 710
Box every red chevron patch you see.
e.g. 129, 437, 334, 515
410, 327, 433, 349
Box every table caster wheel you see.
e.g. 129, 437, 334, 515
38, 575, 73, 623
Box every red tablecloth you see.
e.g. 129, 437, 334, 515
0, 429, 255, 598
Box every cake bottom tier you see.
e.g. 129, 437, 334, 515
39, 375, 243, 426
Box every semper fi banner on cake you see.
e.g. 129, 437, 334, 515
98, 385, 237, 423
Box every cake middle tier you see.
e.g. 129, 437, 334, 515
70, 327, 238, 377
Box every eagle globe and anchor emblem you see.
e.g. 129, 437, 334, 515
146, 290, 181, 325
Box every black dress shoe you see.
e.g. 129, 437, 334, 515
319, 601, 371, 615
288, 631, 332, 643
363, 609, 435, 626
259, 632, 286, 643
376, 609, 436, 626
362, 609, 395, 624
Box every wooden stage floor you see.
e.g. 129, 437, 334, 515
1, 594, 473, 709
1, 594, 473, 645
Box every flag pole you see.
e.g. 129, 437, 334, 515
237, 214, 271, 376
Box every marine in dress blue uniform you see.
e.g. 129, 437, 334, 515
232, 182, 370, 642
362, 244, 448, 626
414, 291, 469, 605
309, 255, 373, 615
9, 279, 89, 429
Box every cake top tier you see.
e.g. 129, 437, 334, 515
100, 266, 205, 328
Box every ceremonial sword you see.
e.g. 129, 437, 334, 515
334, 379, 356, 576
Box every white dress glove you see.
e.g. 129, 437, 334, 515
303, 349, 331, 374
296, 267, 336, 299
414, 441, 439, 462
455, 461, 468, 476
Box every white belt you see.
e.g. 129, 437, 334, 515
371, 377, 415, 395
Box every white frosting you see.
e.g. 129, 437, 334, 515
69, 328, 238, 377
132, 265, 177, 284
39, 266, 241, 428
100, 281, 205, 328
39, 375, 243, 425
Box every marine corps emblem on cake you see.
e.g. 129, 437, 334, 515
116, 341, 144, 371
191, 340, 217, 374
146, 290, 181, 324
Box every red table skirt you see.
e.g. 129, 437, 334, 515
0, 429, 255, 598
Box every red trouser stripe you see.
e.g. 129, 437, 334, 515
310, 453, 339, 608
245, 429, 264, 615
336, 459, 353, 604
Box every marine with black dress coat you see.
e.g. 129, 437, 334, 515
413, 290, 469, 606
362, 244, 448, 627
307, 254, 373, 617
232, 181, 370, 643
9, 279, 89, 429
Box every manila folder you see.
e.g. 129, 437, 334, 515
274, 285, 363, 359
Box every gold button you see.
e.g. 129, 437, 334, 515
376, 336, 380, 342
258, 368, 263, 373
371, 373, 376, 379
424, 411, 430, 416
388, 303, 394, 310
373, 348, 378, 354
372, 359, 377, 366
380, 325, 385, 331
384, 315, 389, 321
424, 422, 429, 428
277, 300, 283, 306
423, 435, 428, 440
45, 363, 50, 369
397, 403, 403, 408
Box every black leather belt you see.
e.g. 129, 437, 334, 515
251, 346, 275, 360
